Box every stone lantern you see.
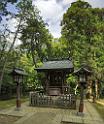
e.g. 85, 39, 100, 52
74, 66, 92, 115
10, 67, 27, 110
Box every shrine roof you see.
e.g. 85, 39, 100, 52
10, 68, 27, 76
74, 66, 92, 75
35, 59, 73, 71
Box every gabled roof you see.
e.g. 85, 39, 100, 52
10, 68, 27, 76
74, 67, 92, 75
35, 59, 73, 71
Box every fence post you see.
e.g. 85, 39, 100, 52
29, 92, 33, 106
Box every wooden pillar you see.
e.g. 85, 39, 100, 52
16, 82, 21, 110
95, 80, 99, 99
62, 71, 64, 94
45, 72, 49, 95
62, 72, 67, 94
79, 86, 84, 113
92, 80, 96, 103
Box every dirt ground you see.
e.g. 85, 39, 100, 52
0, 114, 20, 124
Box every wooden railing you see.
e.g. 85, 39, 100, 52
29, 92, 76, 109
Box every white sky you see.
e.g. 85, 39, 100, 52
33, 0, 104, 38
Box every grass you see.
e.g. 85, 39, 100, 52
0, 96, 28, 110
93, 102, 104, 121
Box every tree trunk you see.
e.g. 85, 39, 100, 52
79, 86, 84, 113
30, 29, 43, 68
0, 16, 22, 93
30, 35, 37, 68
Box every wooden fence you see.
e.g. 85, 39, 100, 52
29, 92, 76, 109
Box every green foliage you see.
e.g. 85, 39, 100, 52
19, 54, 38, 90
45, 37, 70, 59
67, 74, 77, 90
0, 0, 104, 94
67, 74, 76, 84
61, 0, 104, 81
17, 0, 53, 64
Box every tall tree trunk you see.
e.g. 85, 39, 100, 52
30, 34, 37, 68
0, 16, 22, 93
36, 42, 43, 62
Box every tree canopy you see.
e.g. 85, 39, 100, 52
61, 0, 104, 80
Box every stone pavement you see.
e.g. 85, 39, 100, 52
62, 100, 104, 124
0, 100, 103, 124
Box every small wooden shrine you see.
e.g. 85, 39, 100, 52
35, 58, 74, 96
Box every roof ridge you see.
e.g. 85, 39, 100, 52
43, 58, 72, 62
